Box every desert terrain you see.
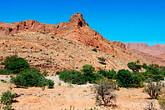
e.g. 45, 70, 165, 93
0, 77, 161, 110
0, 13, 164, 110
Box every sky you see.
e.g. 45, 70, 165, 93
0, 0, 165, 46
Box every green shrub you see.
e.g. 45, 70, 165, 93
127, 62, 141, 74
115, 69, 133, 88
98, 57, 106, 62
59, 70, 86, 85
56, 71, 60, 75
51, 36, 54, 39
152, 75, 164, 82
1, 55, 29, 74
10, 69, 54, 88
0, 69, 11, 75
59, 65, 103, 84
137, 73, 146, 81
0, 90, 16, 110
47, 79, 54, 88
81, 65, 95, 74
132, 75, 144, 88
83, 72, 103, 83
81, 65, 103, 83
42, 71, 48, 77
92, 48, 97, 52
1, 79, 7, 83
97, 69, 116, 79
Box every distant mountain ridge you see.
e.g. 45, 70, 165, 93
126, 43, 165, 59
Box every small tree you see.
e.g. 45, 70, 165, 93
0, 90, 16, 110
94, 79, 116, 106
1, 55, 29, 73
10, 68, 54, 88
116, 69, 133, 88
81, 65, 95, 74
97, 69, 116, 79
98, 57, 106, 64
81, 65, 102, 83
144, 80, 162, 99
127, 62, 141, 74
92, 48, 97, 52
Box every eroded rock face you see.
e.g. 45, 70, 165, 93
0, 20, 57, 34
1, 13, 122, 56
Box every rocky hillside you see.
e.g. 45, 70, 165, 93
126, 43, 165, 60
0, 13, 165, 73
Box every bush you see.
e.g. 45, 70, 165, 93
56, 71, 61, 75
83, 72, 103, 83
98, 57, 106, 62
59, 65, 103, 84
0, 90, 16, 110
51, 36, 54, 39
10, 69, 54, 88
1, 55, 29, 74
59, 70, 86, 85
144, 80, 162, 99
0, 69, 11, 75
127, 62, 141, 74
97, 69, 116, 79
132, 75, 144, 88
152, 75, 164, 82
92, 48, 97, 52
94, 79, 116, 106
81, 65, 95, 74
81, 65, 103, 83
115, 69, 133, 88
47, 79, 54, 88
137, 73, 146, 81
42, 71, 48, 77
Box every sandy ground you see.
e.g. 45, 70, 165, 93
0, 81, 161, 110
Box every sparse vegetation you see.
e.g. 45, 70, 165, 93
92, 48, 97, 52
51, 36, 54, 39
1, 79, 7, 83
98, 57, 106, 62
0, 90, 16, 110
144, 80, 162, 99
127, 61, 141, 74
42, 71, 48, 77
94, 79, 116, 106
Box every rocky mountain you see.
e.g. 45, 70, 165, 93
126, 43, 165, 59
0, 13, 165, 73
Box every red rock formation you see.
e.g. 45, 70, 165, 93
126, 43, 165, 59
0, 13, 165, 67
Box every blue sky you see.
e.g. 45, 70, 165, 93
0, 0, 165, 46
